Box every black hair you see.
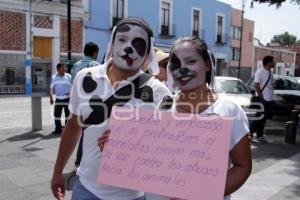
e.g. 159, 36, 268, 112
170, 36, 214, 84
56, 63, 63, 70
84, 42, 99, 57
112, 17, 153, 55
263, 55, 274, 66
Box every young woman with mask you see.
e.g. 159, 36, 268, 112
165, 36, 252, 200
99, 36, 251, 200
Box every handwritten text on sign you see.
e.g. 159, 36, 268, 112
97, 107, 232, 200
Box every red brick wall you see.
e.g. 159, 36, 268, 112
60, 19, 83, 54
34, 15, 53, 29
0, 11, 26, 51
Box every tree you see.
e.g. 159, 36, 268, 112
252, 0, 300, 7
296, 40, 300, 45
271, 32, 297, 46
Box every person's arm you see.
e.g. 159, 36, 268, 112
255, 83, 262, 97
49, 88, 54, 105
254, 70, 262, 97
51, 113, 82, 199
224, 134, 252, 196
49, 76, 55, 105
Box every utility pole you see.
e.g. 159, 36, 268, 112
237, 0, 245, 79
26, 0, 42, 131
67, 0, 72, 72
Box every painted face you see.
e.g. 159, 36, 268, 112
112, 24, 149, 71
169, 42, 209, 91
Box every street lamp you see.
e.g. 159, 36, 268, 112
237, 0, 245, 79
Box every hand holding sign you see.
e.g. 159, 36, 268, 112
97, 107, 232, 200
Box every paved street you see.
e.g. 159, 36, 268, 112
0, 97, 300, 200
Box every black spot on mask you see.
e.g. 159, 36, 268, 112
169, 53, 181, 71
117, 24, 131, 33
132, 38, 147, 57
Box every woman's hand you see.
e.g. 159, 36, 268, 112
98, 130, 111, 152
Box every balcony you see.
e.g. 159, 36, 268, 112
159, 24, 176, 39
215, 33, 230, 45
112, 17, 123, 28
192, 29, 206, 40
45, 0, 82, 7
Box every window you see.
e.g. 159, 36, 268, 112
112, 0, 125, 27
216, 15, 224, 43
274, 77, 300, 90
231, 26, 241, 40
232, 47, 240, 61
160, 1, 171, 35
192, 9, 200, 37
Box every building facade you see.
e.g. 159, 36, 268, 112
84, 0, 232, 74
293, 46, 300, 76
253, 39, 296, 76
230, 8, 254, 82
0, 0, 85, 94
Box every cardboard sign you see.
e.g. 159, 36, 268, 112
97, 107, 232, 200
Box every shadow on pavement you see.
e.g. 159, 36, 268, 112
0, 130, 61, 144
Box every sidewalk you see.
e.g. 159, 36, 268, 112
0, 126, 74, 200
0, 122, 299, 200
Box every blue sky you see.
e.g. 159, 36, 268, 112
218, 0, 300, 45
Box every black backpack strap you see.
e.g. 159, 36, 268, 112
132, 73, 152, 89
132, 73, 154, 102
83, 73, 153, 125
261, 72, 271, 93
159, 95, 174, 111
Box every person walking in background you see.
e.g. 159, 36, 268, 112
71, 42, 100, 82
49, 63, 72, 135
250, 55, 275, 143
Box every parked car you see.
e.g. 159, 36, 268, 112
293, 77, 300, 84
214, 76, 255, 117
247, 75, 300, 116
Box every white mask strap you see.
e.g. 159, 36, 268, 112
207, 49, 215, 90
104, 26, 117, 62
146, 37, 159, 75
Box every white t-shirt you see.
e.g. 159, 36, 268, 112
69, 62, 171, 200
254, 67, 274, 101
147, 97, 249, 200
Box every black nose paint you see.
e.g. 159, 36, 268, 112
132, 38, 147, 57
179, 68, 190, 75
124, 46, 134, 54
170, 53, 181, 71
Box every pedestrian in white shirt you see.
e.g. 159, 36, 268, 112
250, 55, 275, 143
49, 63, 72, 135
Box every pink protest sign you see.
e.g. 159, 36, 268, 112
97, 107, 232, 200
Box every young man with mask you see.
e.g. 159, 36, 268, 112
51, 17, 170, 200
